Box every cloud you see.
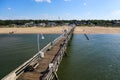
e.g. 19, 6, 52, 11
86, 12, 91, 15
64, 0, 71, 2
83, 2, 87, 6
8, 8, 11, 10
111, 10, 120, 17
97, 10, 120, 20
107, 9, 120, 19
34, 0, 51, 3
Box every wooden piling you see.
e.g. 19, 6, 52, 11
84, 34, 89, 40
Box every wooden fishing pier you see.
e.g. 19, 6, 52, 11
2, 26, 75, 80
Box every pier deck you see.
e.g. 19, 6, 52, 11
17, 39, 65, 80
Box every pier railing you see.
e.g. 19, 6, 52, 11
42, 27, 74, 80
2, 36, 64, 80
1, 26, 75, 80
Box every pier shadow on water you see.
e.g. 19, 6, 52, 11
57, 34, 120, 80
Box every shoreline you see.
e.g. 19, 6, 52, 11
0, 27, 63, 34
74, 26, 120, 34
0, 26, 120, 34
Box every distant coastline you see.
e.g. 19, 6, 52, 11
0, 26, 120, 34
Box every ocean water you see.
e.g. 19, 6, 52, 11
0, 34, 60, 79
58, 34, 120, 80
1, 34, 120, 80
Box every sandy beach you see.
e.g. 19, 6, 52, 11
0, 27, 64, 34
0, 26, 120, 34
74, 26, 120, 34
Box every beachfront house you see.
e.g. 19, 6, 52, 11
8, 24, 17, 27
25, 22, 34, 27
113, 21, 120, 26
47, 22, 56, 27
39, 23, 46, 27
64, 23, 69, 26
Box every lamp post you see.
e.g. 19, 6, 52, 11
37, 33, 45, 52
59, 16, 65, 33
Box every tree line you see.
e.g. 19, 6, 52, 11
0, 20, 120, 27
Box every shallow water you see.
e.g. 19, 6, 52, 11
1, 34, 120, 80
58, 34, 120, 80
0, 34, 60, 79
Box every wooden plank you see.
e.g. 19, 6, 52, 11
17, 39, 65, 80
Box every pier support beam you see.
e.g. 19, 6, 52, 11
53, 71, 59, 80
64, 51, 68, 56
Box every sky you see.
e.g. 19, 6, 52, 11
0, 0, 120, 20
